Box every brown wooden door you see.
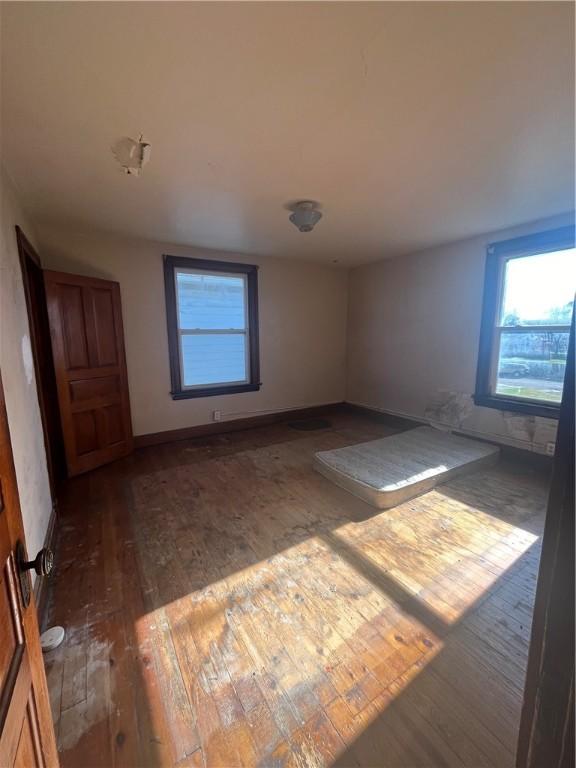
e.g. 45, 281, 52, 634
44, 271, 133, 477
0, 371, 59, 767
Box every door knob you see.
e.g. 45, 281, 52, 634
15, 540, 54, 608
20, 547, 54, 577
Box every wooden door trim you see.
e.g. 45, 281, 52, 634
516, 314, 574, 767
15, 228, 64, 498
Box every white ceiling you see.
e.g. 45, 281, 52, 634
1, 1, 574, 265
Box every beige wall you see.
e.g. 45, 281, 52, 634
0, 167, 53, 561
347, 213, 574, 454
38, 226, 348, 437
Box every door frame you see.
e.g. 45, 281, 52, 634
516, 314, 575, 767
15, 227, 65, 498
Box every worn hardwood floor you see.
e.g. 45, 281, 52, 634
43, 411, 548, 767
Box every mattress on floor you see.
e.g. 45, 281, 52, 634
314, 426, 500, 509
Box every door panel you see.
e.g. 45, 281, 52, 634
60, 285, 90, 369
44, 271, 133, 477
0, 371, 59, 767
72, 412, 99, 455
91, 289, 118, 366
69, 374, 120, 403
14, 702, 43, 768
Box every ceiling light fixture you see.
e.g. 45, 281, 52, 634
288, 200, 322, 233
112, 134, 151, 176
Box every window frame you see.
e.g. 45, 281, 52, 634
163, 255, 260, 400
474, 225, 575, 419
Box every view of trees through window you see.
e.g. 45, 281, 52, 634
495, 248, 575, 403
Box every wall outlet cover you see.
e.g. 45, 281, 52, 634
213, 410, 222, 422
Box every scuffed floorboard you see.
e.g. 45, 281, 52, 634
43, 412, 547, 767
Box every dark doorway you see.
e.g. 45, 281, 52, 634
16, 227, 66, 497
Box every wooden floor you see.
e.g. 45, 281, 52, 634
43, 411, 548, 767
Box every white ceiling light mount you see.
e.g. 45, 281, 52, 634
112, 134, 151, 176
288, 200, 323, 233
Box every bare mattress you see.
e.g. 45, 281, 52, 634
314, 426, 499, 509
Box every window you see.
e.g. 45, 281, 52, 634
475, 226, 575, 418
164, 256, 260, 399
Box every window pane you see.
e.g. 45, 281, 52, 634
177, 271, 246, 330
495, 330, 569, 403
181, 334, 247, 387
500, 248, 576, 326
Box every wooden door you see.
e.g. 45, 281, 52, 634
0, 371, 59, 767
44, 271, 133, 477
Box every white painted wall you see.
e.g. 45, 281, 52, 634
38, 226, 349, 437
347, 213, 574, 453
0, 167, 53, 560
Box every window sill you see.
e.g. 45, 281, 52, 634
473, 393, 560, 420
171, 383, 261, 400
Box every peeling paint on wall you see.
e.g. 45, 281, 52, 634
424, 390, 473, 429
533, 417, 558, 447
501, 412, 537, 445
21, 334, 34, 385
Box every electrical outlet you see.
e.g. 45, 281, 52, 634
213, 410, 222, 422
545, 441, 556, 457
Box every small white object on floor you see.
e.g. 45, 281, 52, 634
40, 625, 65, 652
